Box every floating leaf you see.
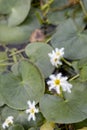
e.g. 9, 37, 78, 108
0, 0, 31, 26
11, 63, 19, 76
28, 128, 39, 130
0, 8, 40, 44
79, 66, 87, 82
74, 119, 87, 130
82, 0, 87, 11
25, 43, 55, 78
40, 81, 87, 123
51, 19, 87, 60
48, 0, 68, 24
51, 0, 68, 8
8, 124, 24, 130
48, 0, 84, 26
0, 94, 4, 107
77, 127, 87, 130
0, 60, 45, 109
0, 106, 44, 129
78, 58, 87, 69
40, 122, 55, 130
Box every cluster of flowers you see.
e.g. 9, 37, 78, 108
2, 101, 39, 129
47, 48, 72, 94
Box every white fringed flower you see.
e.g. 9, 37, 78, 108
2, 116, 14, 129
48, 48, 64, 67
26, 101, 39, 121
47, 73, 72, 94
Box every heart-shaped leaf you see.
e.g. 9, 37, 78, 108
79, 66, 87, 82
0, 8, 40, 44
0, 94, 4, 107
8, 125, 24, 130
74, 119, 87, 130
40, 81, 87, 123
82, 0, 87, 11
25, 43, 55, 78
0, 60, 45, 109
40, 122, 55, 130
0, 0, 31, 26
51, 19, 87, 60
28, 128, 39, 130
0, 106, 44, 129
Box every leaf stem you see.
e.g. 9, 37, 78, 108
62, 58, 72, 67
69, 74, 79, 81
0, 62, 14, 66
65, 124, 68, 130
9, 49, 25, 57
79, 0, 87, 16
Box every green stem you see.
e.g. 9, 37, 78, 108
62, 58, 72, 67
79, 0, 87, 16
36, 12, 44, 24
9, 49, 25, 57
65, 124, 68, 130
69, 74, 79, 81
45, 37, 52, 43
0, 57, 10, 63
0, 62, 14, 66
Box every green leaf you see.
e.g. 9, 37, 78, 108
0, 94, 4, 106
0, 8, 40, 44
0, 0, 31, 26
40, 122, 55, 130
11, 63, 19, 76
51, 0, 68, 8
74, 119, 87, 129
78, 58, 87, 69
8, 125, 24, 130
40, 81, 87, 123
83, 0, 87, 11
0, 60, 45, 109
79, 66, 87, 82
77, 58, 87, 81
28, 128, 39, 130
25, 43, 55, 78
48, 0, 68, 24
0, 106, 44, 129
77, 127, 87, 130
51, 19, 87, 60
48, 0, 85, 27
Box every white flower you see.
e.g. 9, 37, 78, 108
48, 48, 64, 67
26, 101, 39, 121
2, 116, 14, 129
47, 73, 72, 94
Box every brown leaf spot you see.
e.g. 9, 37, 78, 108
30, 29, 45, 43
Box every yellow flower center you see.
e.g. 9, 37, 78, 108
55, 79, 60, 85
6, 120, 11, 125
56, 52, 60, 56
30, 109, 35, 114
